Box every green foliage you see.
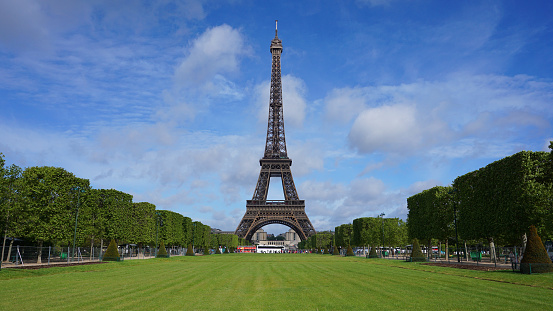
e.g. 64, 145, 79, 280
156, 240, 169, 258
335, 224, 353, 247
19, 166, 90, 246
129, 202, 155, 245
186, 243, 194, 256
454, 151, 553, 243
407, 186, 453, 242
520, 225, 553, 274
346, 245, 354, 256
409, 238, 426, 262
215, 247, 221, 254
102, 239, 120, 261
332, 246, 339, 255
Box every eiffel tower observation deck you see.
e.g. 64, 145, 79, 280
235, 21, 316, 241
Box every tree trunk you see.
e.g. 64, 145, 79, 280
488, 237, 497, 263
90, 235, 94, 261
37, 240, 43, 264
521, 233, 527, 257
6, 239, 14, 263
445, 240, 449, 260
100, 239, 104, 259
427, 239, 432, 260
464, 241, 469, 261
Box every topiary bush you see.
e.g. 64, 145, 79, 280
203, 246, 210, 255
346, 245, 354, 256
368, 247, 378, 258
156, 240, 169, 258
520, 225, 553, 274
409, 238, 426, 262
102, 239, 120, 261
186, 243, 194, 256
332, 247, 339, 255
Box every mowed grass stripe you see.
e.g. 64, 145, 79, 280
1, 254, 553, 310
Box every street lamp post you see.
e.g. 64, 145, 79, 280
71, 186, 85, 262
379, 213, 385, 258
155, 212, 161, 257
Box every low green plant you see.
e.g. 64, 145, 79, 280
409, 238, 426, 262
102, 239, 120, 261
186, 244, 194, 256
368, 247, 378, 258
520, 225, 553, 274
156, 241, 169, 258
332, 247, 339, 255
346, 245, 354, 256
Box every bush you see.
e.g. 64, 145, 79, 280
203, 247, 210, 255
409, 238, 426, 262
156, 241, 169, 258
346, 245, 354, 256
368, 247, 378, 258
520, 225, 553, 274
186, 243, 194, 256
332, 247, 339, 255
102, 239, 120, 261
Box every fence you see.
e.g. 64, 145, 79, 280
1, 245, 185, 267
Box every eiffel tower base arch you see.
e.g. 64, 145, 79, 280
235, 199, 316, 241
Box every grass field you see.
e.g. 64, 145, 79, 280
1, 254, 552, 310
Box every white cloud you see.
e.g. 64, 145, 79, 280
348, 104, 422, 153
326, 74, 553, 157
175, 24, 250, 89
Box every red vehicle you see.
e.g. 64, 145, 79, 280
237, 246, 256, 253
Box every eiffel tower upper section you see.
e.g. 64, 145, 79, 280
264, 21, 287, 160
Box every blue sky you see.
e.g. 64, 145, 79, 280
1, 0, 552, 235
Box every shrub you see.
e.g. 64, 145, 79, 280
156, 240, 169, 258
203, 247, 210, 255
332, 247, 339, 255
520, 225, 553, 274
368, 247, 378, 258
346, 245, 354, 256
102, 239, 120, 261
409, 238, 426, 262
186, 243, 194, 256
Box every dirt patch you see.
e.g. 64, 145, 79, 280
423, 262, 511, 271
6, 261, 108, 270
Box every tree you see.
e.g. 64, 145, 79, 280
129, 202, 155, 247
454, 151, 553, 261
19, 166, 90, 263
407, 187, 453, 259
1, 157, 23, 263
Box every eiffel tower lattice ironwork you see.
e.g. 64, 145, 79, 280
235, 22, 316, 241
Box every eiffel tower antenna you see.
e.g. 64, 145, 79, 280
235, 24, 316, 242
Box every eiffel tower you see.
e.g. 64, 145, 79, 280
235, 22, 316, 241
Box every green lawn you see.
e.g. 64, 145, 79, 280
1, 254, 552, 310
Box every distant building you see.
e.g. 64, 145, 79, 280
252, 228, 300, 250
